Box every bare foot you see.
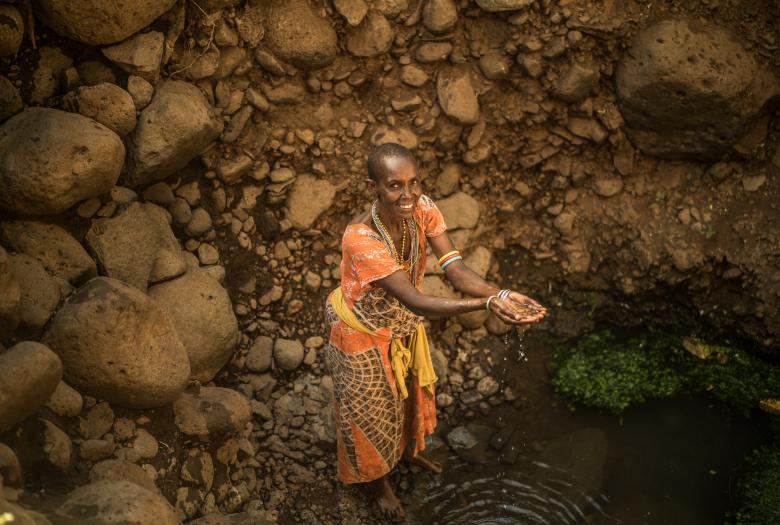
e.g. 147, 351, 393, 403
370, 475, 405, 522
406, 453, 443, 474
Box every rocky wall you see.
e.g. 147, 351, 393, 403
0, 0, 779, 522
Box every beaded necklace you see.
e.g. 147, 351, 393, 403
371, 202, 420, 280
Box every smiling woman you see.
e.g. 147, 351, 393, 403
323, 143, 548, 521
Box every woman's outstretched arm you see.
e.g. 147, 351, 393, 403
427, 232, 547, 323
375, 270, 535, 324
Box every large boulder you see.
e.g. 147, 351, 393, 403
0, 5, 23, 57
43, 277, 190, 409
616, 18, 779, 161
56, 480, 179, 525
266, 0, 338, 70
102, 31, 164, 83
85, 202, 186, 292
0, 108, 125, 216
148, 269, 238, 382
34, 0, 177, 45
0, 221, 97, 285
0, 246, 21, 341
436, 66, 479, 125
345, 12, 394, 58
123, 80, 222, 188
0, 342, 62, 434
8, 254, 60, 330
285, 174, 337, 230
61, 82, 137, 136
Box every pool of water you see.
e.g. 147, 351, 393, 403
407, 332, 769, 524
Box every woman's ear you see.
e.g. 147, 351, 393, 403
365, 178, 377, 195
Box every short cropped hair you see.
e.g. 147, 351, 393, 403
367, 143, 416, 182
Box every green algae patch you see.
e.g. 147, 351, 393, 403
551, 331, 683, 413
551, 330, 780, 415
730, 445, 780, 525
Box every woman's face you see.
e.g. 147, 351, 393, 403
373, 157, 422, 220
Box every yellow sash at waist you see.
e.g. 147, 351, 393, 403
330, 287, 437, 400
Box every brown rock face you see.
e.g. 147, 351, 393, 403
33, 0, 177, 45
266, 0, 339, 70
44, 277, 190, 409
0, 108, 125, 216
56, 480, 179, 525
616, 18, 779, 161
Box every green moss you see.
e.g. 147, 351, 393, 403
729, 446, 780, 525
551, 331, 683, 413
551, 330, 780, 415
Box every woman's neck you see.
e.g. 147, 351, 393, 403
375, 202, 404, 232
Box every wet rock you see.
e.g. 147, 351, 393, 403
197, 243, 219, 265
464, 246, 491, 279
173, 387, 252, 436
61, 82, 137, 136
423, 0, 458, 34
43, 277, 190, 409
554, 64, 599, 103
437, 66, 479, 125
274, 338, 304, 371
180, 448, 214, 491
446, 424, 492, 462
41, 419, 73, 471
56, 480, 179, 524
334, 0, 368, 26
478, 51, 511, 80
8, 254, 60, 330
85, 202, 186, 292
80, 438, 115, 461
246, 336, 273, 373
476, 376, 499, 397
90, 459, 158, 493
458, 309, 490, 330
127, 75, 154, 109
46, 381, 83, 418
0, 246, 21, 341
266, 0, 338, 70
0, 108, 124, 216
0, 5, 23, 57
124, 80, 222, 188
616, 18, 779, 161
476, 0, 533, 11
0, 75, 22, 121
35, 0, 177, 45
133, 429, 159, 459
148, 269, 239, 382
742, 174, 766, 192
437, 192, 480, 230
0, 221, 97, 285
517, 52, 544, 79
416, 42, 452, 63
285, 174, 337, 230
0, 342, 62, 433
102, 31, 164, 83
346, 12, 394, 58
31, 46, 72, 104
